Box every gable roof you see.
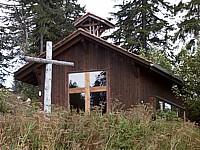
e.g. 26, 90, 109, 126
73, 12, 115, 29
14, 28, 183, 86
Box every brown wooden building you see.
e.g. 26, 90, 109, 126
15, 13, 185, 115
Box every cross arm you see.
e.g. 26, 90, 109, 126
20, 56, 74, 67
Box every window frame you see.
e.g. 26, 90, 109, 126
68, 71, 107, 113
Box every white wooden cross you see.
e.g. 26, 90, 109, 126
21, 41, 74, 113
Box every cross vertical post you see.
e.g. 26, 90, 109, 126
44, 41, 52, 113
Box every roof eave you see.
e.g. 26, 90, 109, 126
150, 64, 183, 86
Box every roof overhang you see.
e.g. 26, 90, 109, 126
149, 64, 183, 85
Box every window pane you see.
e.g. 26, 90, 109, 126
69, 72, 85, 88
90, 91, 107, 113
165, 103, 171, 111
69, 93, 85, 113
159, 101, 163, 111
90, 71, 106, 87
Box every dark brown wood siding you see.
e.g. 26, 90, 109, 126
139, 67, 183, 107
109, 52, 140, 109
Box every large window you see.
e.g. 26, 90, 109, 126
68, 71, 106, 113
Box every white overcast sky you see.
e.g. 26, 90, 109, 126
77, 0, 117, 19
77, 0, 188, 20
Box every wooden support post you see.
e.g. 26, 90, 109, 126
162, 102, 165, 111
183, 111, 186, 121
177, 109, 179, 118
85, 72, 90, 114
44, 41, 52, 113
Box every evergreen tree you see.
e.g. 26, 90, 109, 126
0, 28, 10, 88
140, 47, 174, 71
0, 1, 24, 88
0, 1, 39, 87
109, 0, 174, 55
30, 0, 85, 54
174, 0, 200, 50
174, 41, 200, 124
0, 0, 85, 55
0, 1, 32, 55
0, 0, 85, 90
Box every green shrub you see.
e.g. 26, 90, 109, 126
155, 109, 178, 121
0, 88, 11, 113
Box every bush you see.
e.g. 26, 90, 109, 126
0, 88, 11, 113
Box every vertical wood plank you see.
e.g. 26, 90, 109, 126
64, 55, 67, 108
44, 41, 52, 113
136, 67, 141, 104
106, 50, 111, 113
85, 72, 90, 114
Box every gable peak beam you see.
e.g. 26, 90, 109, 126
73, 13, 115, 37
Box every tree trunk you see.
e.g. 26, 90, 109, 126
40, 34, 44, 53
142, 0, 147, 55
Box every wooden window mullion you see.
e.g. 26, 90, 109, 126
85, 72, 90, 114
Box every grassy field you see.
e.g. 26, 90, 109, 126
0, 90, 200, 149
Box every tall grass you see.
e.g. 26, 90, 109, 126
0, 93, 200, 149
